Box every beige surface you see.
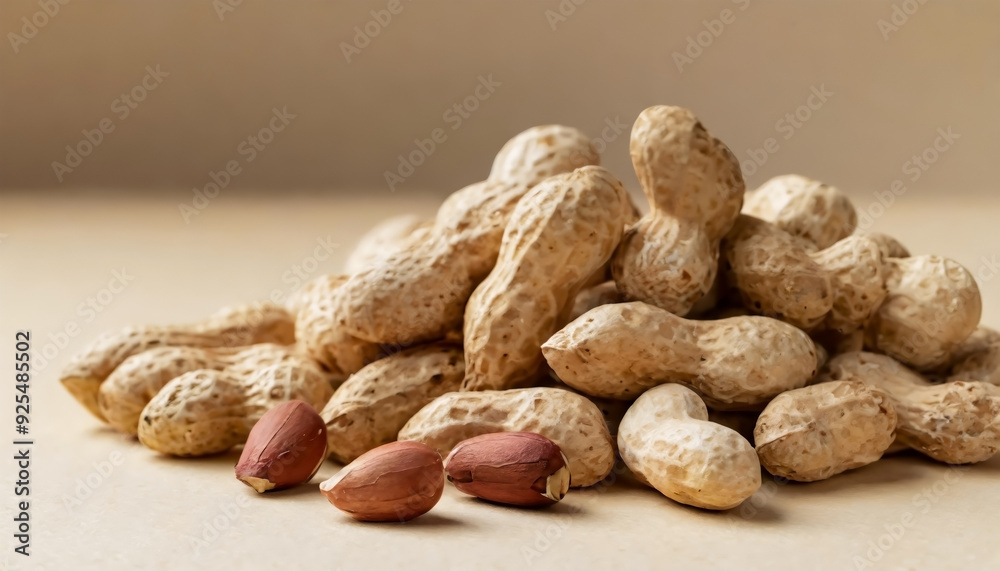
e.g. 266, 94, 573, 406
0, 192, 999, 571
1, 0, 998, 196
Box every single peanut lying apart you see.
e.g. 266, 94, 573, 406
754, 380, 897, 482
819, 351, 1000, 464
611, 105, 745, 316
320, 441, 444, 522
462, 165, 634, 391
542, 301, 818, 408
618, 383, 761, 510
320, 343, 465, 464
398, 387, 615, 487
235, 400, 328, 493
61, 301, 295, 421
138, 353, 333, 456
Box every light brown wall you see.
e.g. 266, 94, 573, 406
1, 0, 997, 200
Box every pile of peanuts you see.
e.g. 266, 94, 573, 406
61, 105, 999, 519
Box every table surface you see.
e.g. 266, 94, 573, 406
0, 191, 998, 571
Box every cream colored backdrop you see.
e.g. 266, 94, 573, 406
1, 0, 997, 199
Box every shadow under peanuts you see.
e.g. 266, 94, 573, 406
337, 512, 466, 529
254, 481, 325, 498
958, 452, 1000, 473
606, 479, 786, 526
595, 463, 787, 525
145, 448, 243, 470
86, 424, 139, 444
451, 494, 589, 518
781, 452, 931, 498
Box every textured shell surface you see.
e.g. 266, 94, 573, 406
463, 165, 633, 391
743, 174, 858, 249
754, 380, 897, 481
866, 256, 981, 370
542, 301, 817, 407
819, 351, 1000, 464
618, 383, 761, 510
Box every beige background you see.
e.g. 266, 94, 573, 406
1, 0, 998, 197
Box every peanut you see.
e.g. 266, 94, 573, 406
294, 274, 381, 377
398, 387, 615, 487
819, 351, 1000, 464
863, 232, 910, 260
137, 352, 332, 456
569, 281, 626, 322
321, 343, 465, 464
706, 410, 760, 445
722, 215, 886, 332
329, 125, 600, 346
864, 255, 981, 370
742, 174, 857, 249
754, 380, 897, 482
444, 432, 570, 507
320, 441, 444, 522
343, 214, 431, 275
946, 326, 1000, 386
542, 301, 818, 408
235, 400, 328, 493
60, 301, 295, 421
98, 343, 299, 435
618, 383, 761, 510
611, 105, 745, 315
462, 166, 634, 391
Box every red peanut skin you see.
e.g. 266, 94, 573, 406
322, 441, 444, 522
445, 432, 567, 507
235, 400, 329, 491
